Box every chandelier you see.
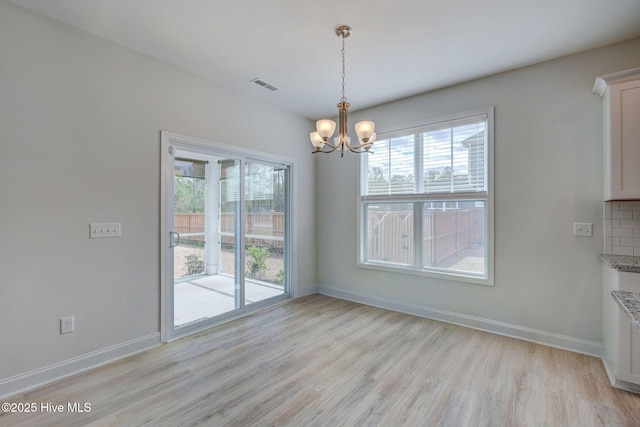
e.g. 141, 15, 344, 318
310, 25, 376, 157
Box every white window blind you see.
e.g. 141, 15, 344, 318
363, 114, 487, 200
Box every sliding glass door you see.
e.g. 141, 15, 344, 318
243, 161, 288, 307
161, 133, 290, 341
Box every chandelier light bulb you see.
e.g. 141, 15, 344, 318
365, 133, 377, 148
316, 120, 336, 141
355, 121, 375, 143
310, 132, 325, 148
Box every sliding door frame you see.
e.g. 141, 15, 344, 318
160, 131, 294, 342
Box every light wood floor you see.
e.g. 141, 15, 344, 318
2, 295, 640, 426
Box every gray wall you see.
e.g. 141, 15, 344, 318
0, 0, 316, 382
316, 37, 640, 345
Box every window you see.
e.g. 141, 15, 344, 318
358, 108, 493, 285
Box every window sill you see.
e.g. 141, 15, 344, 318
357, 260, 493, 286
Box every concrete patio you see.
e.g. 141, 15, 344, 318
174, 274, 286, 326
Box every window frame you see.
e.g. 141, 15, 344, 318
356, 107, 494, 286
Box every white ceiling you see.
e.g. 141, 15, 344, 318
10, 0, 640, 120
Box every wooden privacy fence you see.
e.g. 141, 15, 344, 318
174, 213, 205, 244
367, 207, 484, 266
174, 212, 285, 250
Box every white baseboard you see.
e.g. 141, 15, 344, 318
293, 284, 318, 298
0, 333, 161, 399
318, 285, 602, 358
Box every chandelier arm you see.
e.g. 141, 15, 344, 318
346, 144, 373, 154
313, 145, 340, 154
323, 140, 338, 149
347, 141, 372, 150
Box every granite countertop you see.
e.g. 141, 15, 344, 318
611, 290, 640, 334
599, 254, 640, 273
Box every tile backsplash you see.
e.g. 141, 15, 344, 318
604, 201, 640, 256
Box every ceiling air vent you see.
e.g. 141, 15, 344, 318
250, 78, 278, 91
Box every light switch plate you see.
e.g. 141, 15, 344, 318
90, 222, 121, 238
573, 223, 593, 237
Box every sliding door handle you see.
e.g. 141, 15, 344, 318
169, 231, 181, 248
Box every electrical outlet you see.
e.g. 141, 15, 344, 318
60, 316, 74, 334
573, 223, 593, 237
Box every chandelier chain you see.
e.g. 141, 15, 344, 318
340, 34, 346, 103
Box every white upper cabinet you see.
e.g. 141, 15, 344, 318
594, 68, 640, 201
